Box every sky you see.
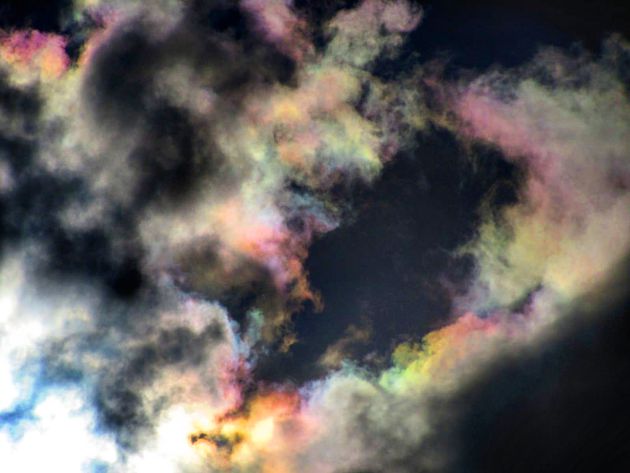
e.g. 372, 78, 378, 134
0, 1, 629, 472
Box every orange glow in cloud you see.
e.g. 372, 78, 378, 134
211, 197, 315, 303
0, 30, 69, 80
191, 389, 317, 471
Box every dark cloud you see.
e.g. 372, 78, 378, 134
84, 1, 296, 120
0, 57, 146, 300
0, 1, 628, 471
0, 0, 305, 308
444, 293, 630, 472
325, 281, 630, 473
93, 321, 227, 449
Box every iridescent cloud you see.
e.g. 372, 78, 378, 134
0, 2, 628, 472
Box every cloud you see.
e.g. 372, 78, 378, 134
0, 1, 628, 472
0, 1, 429, 471
0, 0, 425, 341
0, 250, 242, 469
318, 322, 372, 369
181, 34, 630, 473
451, 36, 630, 311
